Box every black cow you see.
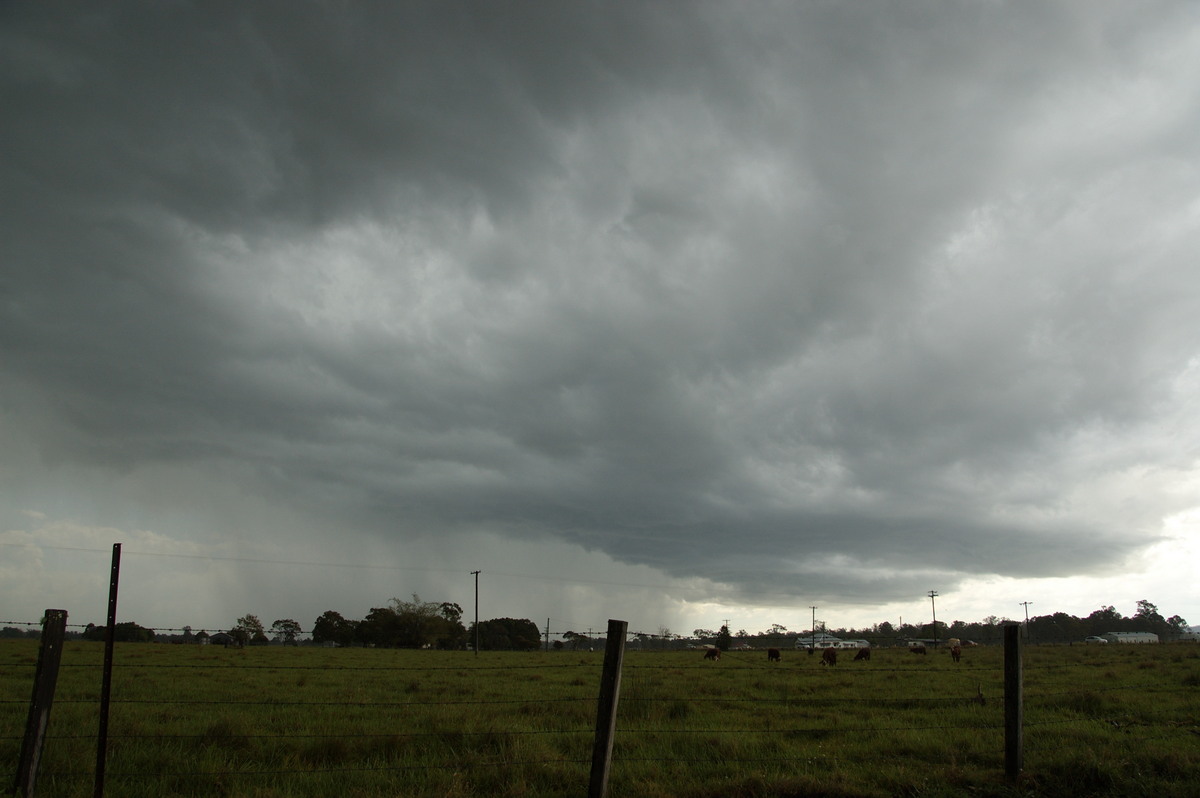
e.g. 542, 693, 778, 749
852, 648, 871, 661
821, 647, 837, 666
703, 648, 721, 661
767, 648, 781, 662
910, 645, 927, 655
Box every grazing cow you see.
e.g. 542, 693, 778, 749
821, 647, 837, 666
703, 647, 721, 661
853, 647, 871, 662
910, 644, 927, 655
767, 648, 781, 662
950, 645, 962, 663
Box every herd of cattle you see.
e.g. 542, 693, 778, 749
702, 640, 965, 665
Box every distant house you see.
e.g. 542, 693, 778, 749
795, 632, 842, 649
195, 631, 210, 645
209, 632, 238, 647
1102, 632, 1159, 644
833, 639, 871, 649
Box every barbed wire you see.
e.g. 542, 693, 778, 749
46, 696, 594, 708
618, 720, 1002, 735
35, 728, 595, 742
618, 694, 994, 706
39, 756, 594, 781
41, 660, 599, 672
1024, 682, 1193, 698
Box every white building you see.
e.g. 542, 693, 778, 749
1101, 631, 1159, 644
795, 632, 843, 649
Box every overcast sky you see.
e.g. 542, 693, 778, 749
3, 2, 1198, 640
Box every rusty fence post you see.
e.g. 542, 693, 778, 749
13, 609, 69, 798
588, 619, 627, 798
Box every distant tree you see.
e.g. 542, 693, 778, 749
357, 606, 397, 647
1026, 612, 1083, 644
693, 628, 715, 641
562, 630, 587, 650
1088, 605, 1122, 622
271, 619, 303, 645
312, 610, 358, 647
715, 625, 732, 651
434, 602, 468, 649
82, 622, 155, 643
469, 618, 541, 651
0, 627, 29, 639
230, 614, 265, 646
1134, 599, 1166, 629
357, 595, 466, 649
439, 603, 463, 624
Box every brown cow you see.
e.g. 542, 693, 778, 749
852, 647, 871, 661
767, 648, 781, 662
950, 645, 962, 663
821, 647, 837, 666
909, 644, 927, 655
703, 647, 721, 661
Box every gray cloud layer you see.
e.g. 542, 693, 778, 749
3, 2, 1199, 612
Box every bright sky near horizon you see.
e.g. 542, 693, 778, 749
2, 2, 1198, 639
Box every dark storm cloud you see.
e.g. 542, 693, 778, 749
3, 1, 1199, 611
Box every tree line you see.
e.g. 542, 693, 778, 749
54, 594, 542, 651
682, 599, 1192, 651
15, 597, 1190, 649
306, 595, 541, 650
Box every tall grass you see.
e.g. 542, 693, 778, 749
1, 640, 1197, 797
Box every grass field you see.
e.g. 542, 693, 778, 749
2, 639, 1198, 797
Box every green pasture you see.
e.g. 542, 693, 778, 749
2, 640, 1197, 797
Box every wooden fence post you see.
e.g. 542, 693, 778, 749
1004, 622, 1023, 781
13, 609, 69, 798
588, 619, 627, 798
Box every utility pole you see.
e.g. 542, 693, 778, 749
810, 606, 817, 652
544, 618, 550, 652
1020, 601, 1033, 643
928, 590, 939, 647
471, 571, 480, 656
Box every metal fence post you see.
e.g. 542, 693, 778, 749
1004, 622, 1023, 781
13, 609, 69, 798
588, 619, 627, 798
95, 542, 121, 798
